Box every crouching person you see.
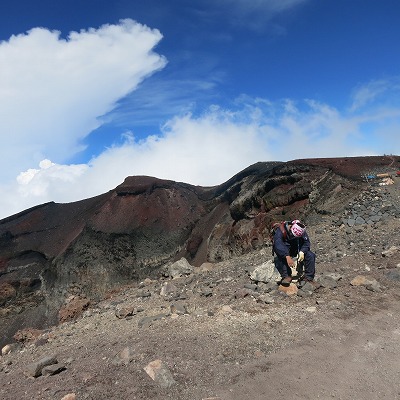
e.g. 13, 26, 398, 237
272, 220, 317, 287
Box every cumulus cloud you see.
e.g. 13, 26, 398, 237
16, 159, 88, 197
1, 95, 399, 219
0, 19, 166, 182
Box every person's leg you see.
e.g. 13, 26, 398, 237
304, 250, 316, 280
274, 256, 291, 278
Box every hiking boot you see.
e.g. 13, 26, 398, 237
281, 276, 292, 287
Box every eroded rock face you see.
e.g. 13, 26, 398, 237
0, 156, 399, 345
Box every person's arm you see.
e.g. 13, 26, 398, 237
299, 233, 311, 253
273, 229, 290, 258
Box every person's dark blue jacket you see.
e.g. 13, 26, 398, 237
273, 223, 311, 258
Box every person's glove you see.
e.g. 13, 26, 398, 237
285, 255, 294, 267
298, 251, 304, 262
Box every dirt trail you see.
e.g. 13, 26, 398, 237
216, 295, 400, 400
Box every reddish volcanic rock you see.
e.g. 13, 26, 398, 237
89, 176, 207, 234
58, 297, 91, 323
291, 155, 399, 180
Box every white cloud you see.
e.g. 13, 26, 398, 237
1, 96, 399, 220
16, 159, 88, 197
350, 80, 390, 111
0, 19, 166, 182
214, 0, 309, 31
350, 77, 400, 112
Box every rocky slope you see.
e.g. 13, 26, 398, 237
0, 159, 399, 399
0, 155, 399, 351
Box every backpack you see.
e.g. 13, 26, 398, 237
269, 221, 289, 255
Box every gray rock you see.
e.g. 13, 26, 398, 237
112, 347, 135, 366
328, 300, 346, 310
138, 313, 169, 328
347, 219, 356, 227
42, 363, 66, 376
1, 343, 20, 356
244, 283, 258, 291
385, 270, 400, 282
299, 281, 319, 292
250, 260, 281, 283
166, 257, 193, 278
200, 288, 213, 297
370, 215, 381, 222
366, 281, 382, 292
160, 281, 179, 297
24, 355, 58, 378
355, 216, 366, 225
323, 272, 343, 281
115, 306, 136, 319
297, 289, 313, 297
382, 246, 399, 257
334, 251, 345, 258
318, 276, 338, 289
136, 289, 151, 298
381, 213, 391, 221
257, 294, 275, 304
144, 359, 176, 388
170, 302, 188, 315
257, 281, 278, 293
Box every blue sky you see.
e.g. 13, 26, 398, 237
0, 0, 399, 218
